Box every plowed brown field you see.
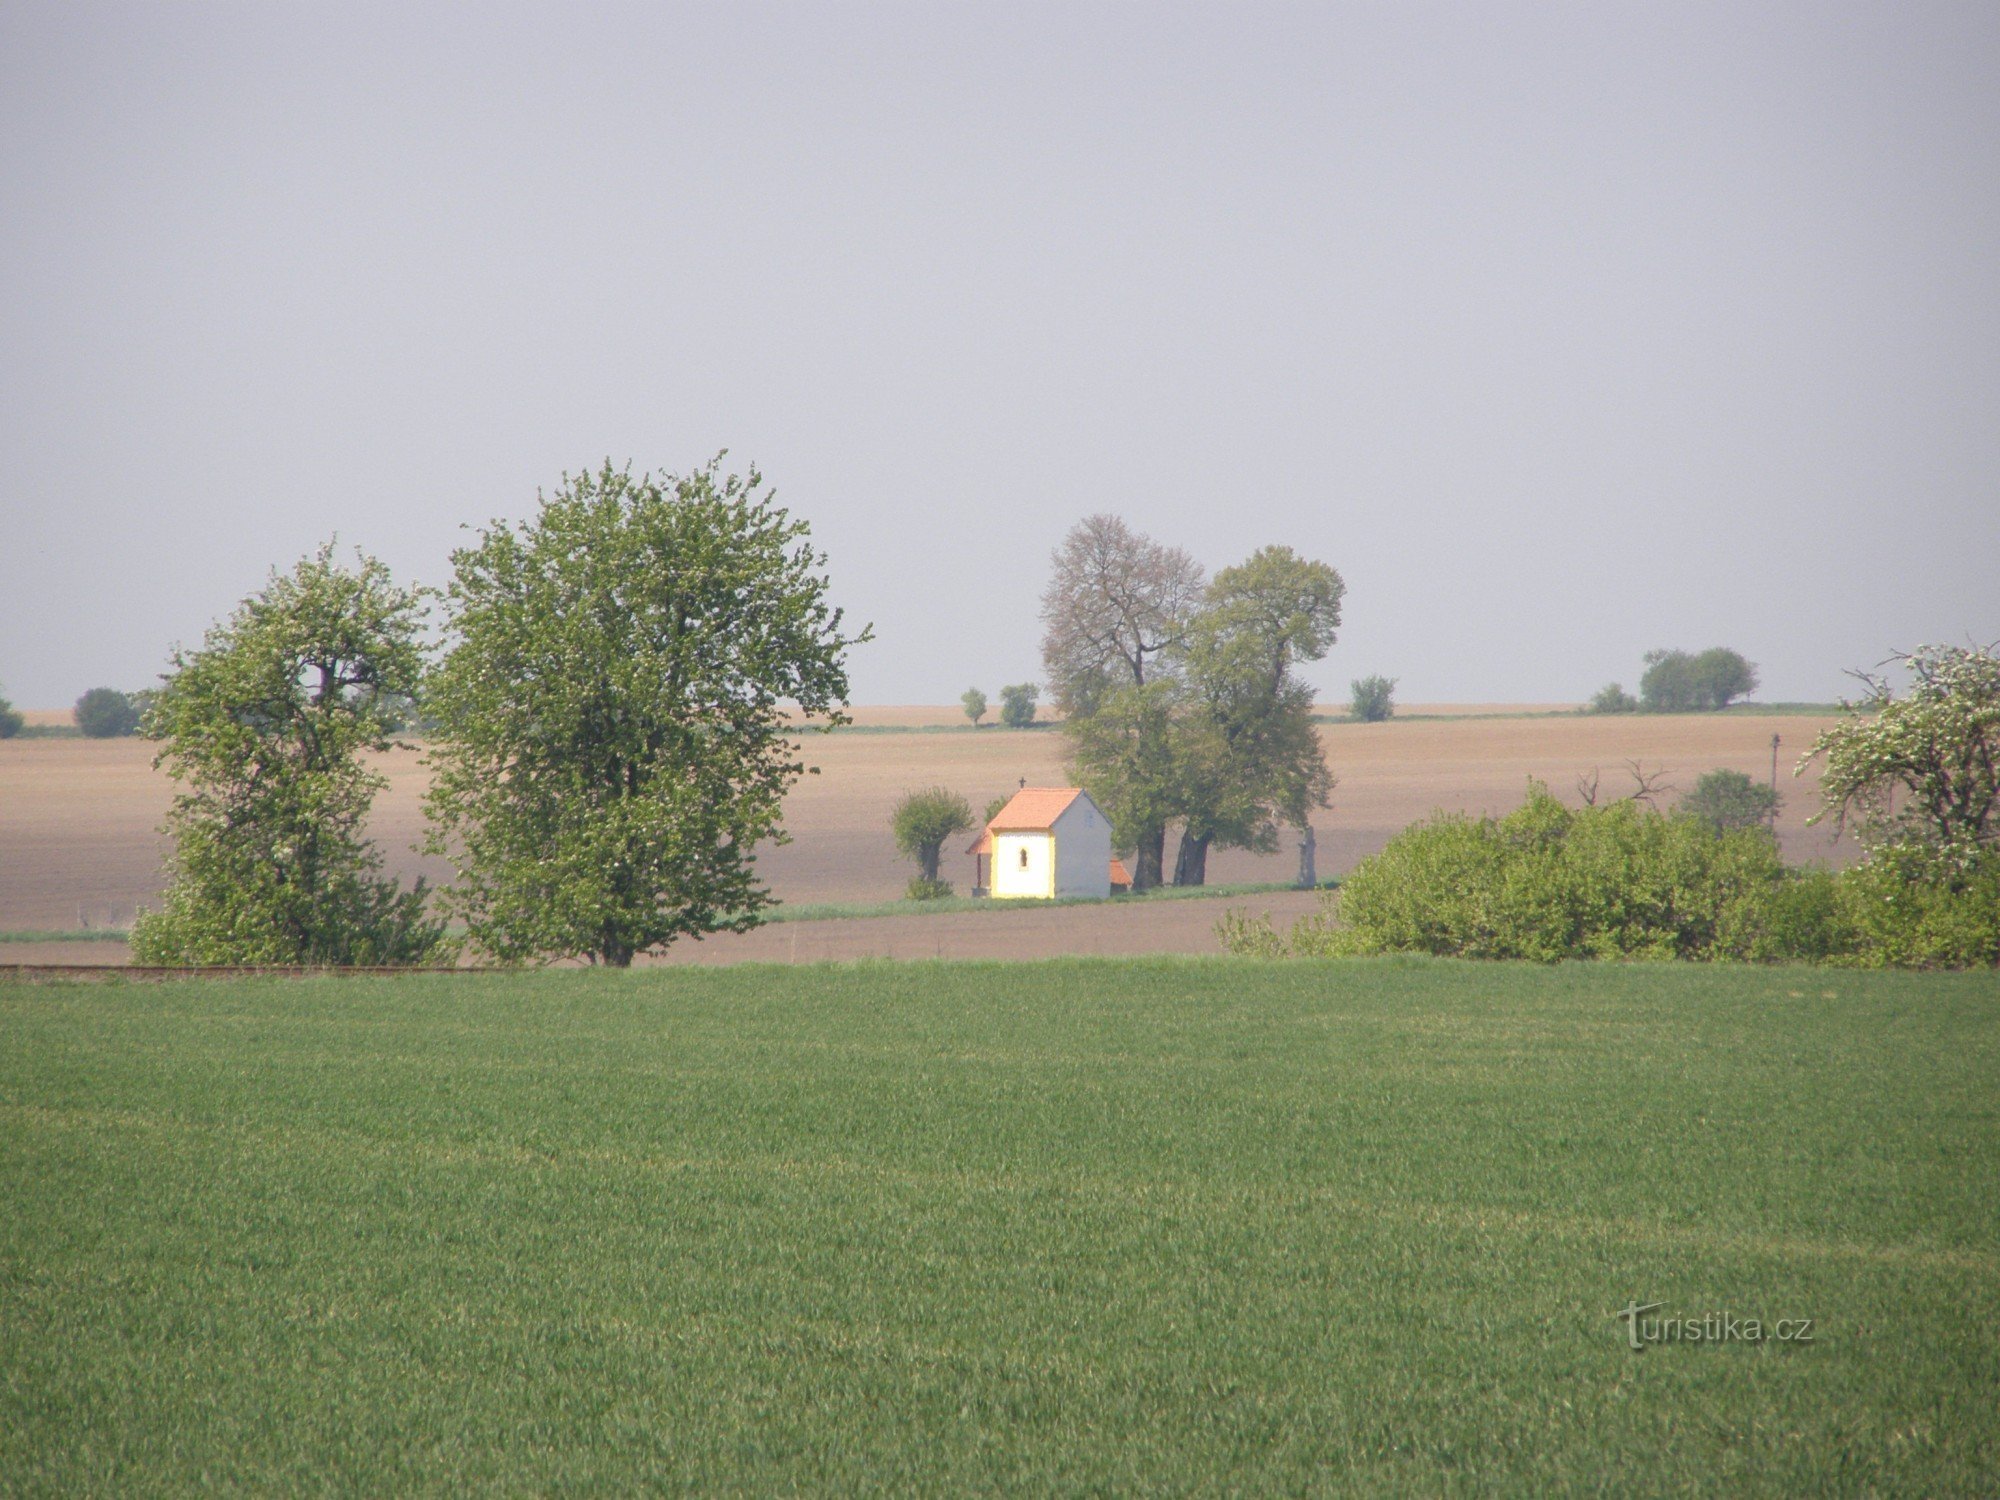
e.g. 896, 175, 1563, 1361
0, 705, 1849, 963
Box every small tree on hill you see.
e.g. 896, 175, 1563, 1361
891, 786, 976, 885
1679, 768, 1779, 834
961, 687, 987, 727
74, 687, 142, 738
1641, 647, 1758, 711
1695, 647, 1759, 709
999, 682, 1039, 728
0, 683, 21, 739
1588, 682, 1639, 715
1639, 650, 1701, 712
1349, 675, 1396, 723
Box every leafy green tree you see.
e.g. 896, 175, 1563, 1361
1349, 675, 1395, 723
1679, 768, 1779, 834
1694, 647, 1759, 709
1167, 547, 1343, 884
74, 687, 142, 737
1641, 647, 1758, 711
1639, 649, 1702, 711
891, 786, 976, 883
130, 545, 446, 966
961, 688, 987, 727
423, 458, 866, 966
1587, 682, 1639, 715
999, 682, 1040, 728
1806, 643, 2000, 875
0, 683, 21, 738
1065, 680, 1184, 889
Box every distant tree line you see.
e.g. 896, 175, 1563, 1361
1590, 646, 1758, 714
0, 685, 174, 738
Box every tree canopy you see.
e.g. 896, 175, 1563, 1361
1349, 675, 1395, 723
1053, 531, 1342, 888
1806, 643, 2000, 874
1678, 768, 1779, 834
998, 682, 1039, 728
1039, 514, 1204, 719
74, 687, 142, 738
1640, 647, 1759, 712
423, 459, 865, 966
1167, 547, 1342, 884
891, 786, 976, 884
130, 545, 445, 965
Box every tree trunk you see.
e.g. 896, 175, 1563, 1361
1296, 824, 1317, 889
920, 844, 942, 882
1171, 828, 1211, 886
1132, 826, 1166, 890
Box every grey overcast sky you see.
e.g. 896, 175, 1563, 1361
2, 1, 1995, 708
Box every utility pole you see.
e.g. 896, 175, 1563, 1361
1769, 733, 1781, 834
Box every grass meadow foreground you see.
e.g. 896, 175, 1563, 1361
2, 960, 1995, 1492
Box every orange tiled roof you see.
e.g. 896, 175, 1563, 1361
1108, 857, 1132, 886
985, 787, 1084, 831
967, 787, 1091, 854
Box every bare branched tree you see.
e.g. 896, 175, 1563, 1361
1623, 759, 1674, 808
1039, 515, 1205, 719
1576, 762, 1673, 808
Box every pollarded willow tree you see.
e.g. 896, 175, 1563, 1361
132, 545, 446, 966
423, 458, 868, 966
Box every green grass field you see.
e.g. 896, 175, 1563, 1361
2, 959, 1994, 1492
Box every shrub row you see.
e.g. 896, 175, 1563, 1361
1218, 783, 1998, 969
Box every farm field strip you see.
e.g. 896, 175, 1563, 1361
0, 708, 1852, 942
1, 958, 1993, 1492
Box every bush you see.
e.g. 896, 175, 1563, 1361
999, 682, 1039, 728
1587, 683, 1638, 715
1349, 675, 1396, 723
1222, 783, 1794, 962
0, 684, 20, 739
1220, 789, 1997, 969
905, 877, 955, 901
73, 687, 142, 738
1679, 768, 1779, 834
1829, 846, 2000, 970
